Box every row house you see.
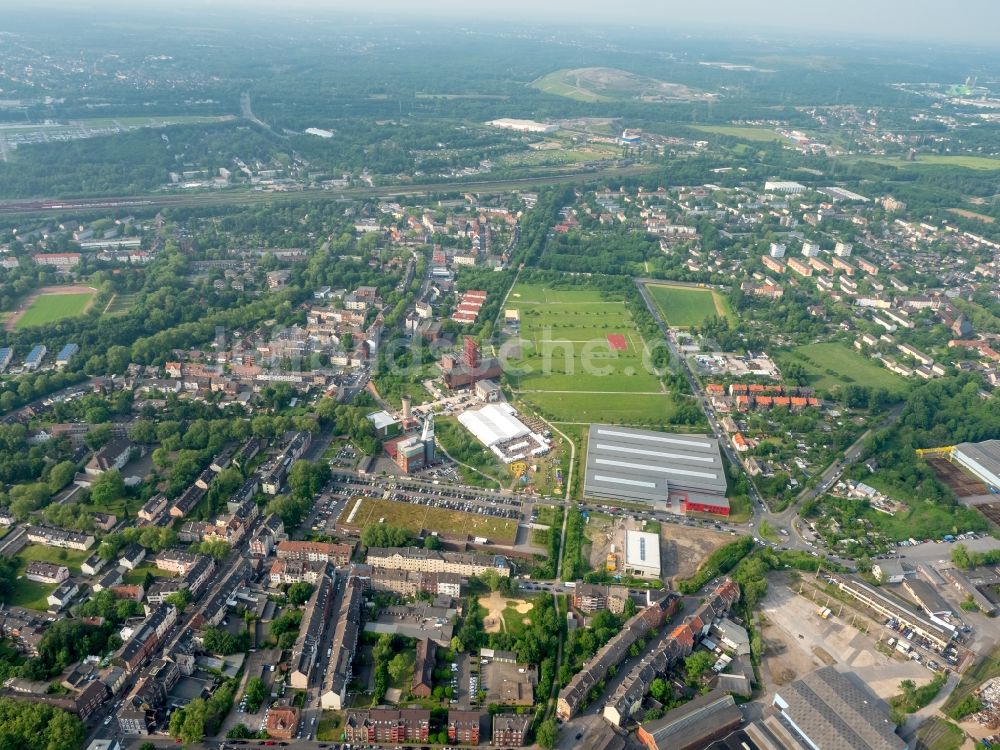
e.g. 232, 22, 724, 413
602, 580, 740, 726
366, 547, 511, 578
26, 525, 95, 551
492, 714, 531, 747
343, 709, 431, 744
269, 559, 329, 586
277, 540, 353, 566
448, 710, 481, 745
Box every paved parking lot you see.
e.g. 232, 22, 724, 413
328, 473, 523, 524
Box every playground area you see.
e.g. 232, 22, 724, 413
479, 592, 534, 634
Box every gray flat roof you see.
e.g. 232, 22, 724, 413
583, 425, 726, 505
954, 440, 1000, 483
775, 667, 905, 750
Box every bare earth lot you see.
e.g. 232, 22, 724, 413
660, 524, 733, 582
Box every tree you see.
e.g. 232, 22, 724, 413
198, 539, 231, 561
89, 470, 125, 506
47, 461, 77, 494
288, 459, 331, 500
361, 524, 413, 548
649, 678, 669, 702
536, 719, 558, 749
479, 568, 503, 592
0, 698, 85, 750
684, 651, 716, 686
388, 652, 414, 683
287, 581, 315, 607
244, 677, 267, 713
165, 589, 193, 613
170, 698, 208, 745
423, 534, 442, 550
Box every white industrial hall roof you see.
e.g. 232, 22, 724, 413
458, 403, 530, 448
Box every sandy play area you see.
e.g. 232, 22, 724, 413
480, 592, 534, 634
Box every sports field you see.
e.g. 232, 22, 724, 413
504, 283, 683, 424
689, 125, 785, 142
776, 342, 908, 393
11, 287, 96, 329
647, 283, 735, 328
346, 497, 518, 542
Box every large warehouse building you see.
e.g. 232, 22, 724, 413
952, 440, 1000, 490
773, 667, 905, 750
583, 426, 729, 515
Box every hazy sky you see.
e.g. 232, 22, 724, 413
200, 0, 999, 46
22, 0, 1000, 47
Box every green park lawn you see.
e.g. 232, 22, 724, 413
776, 342, 908, 394
17, 543, 90, 574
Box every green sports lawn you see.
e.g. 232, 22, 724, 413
647, 283, 735, 328
15, 292, 95, 328
689, 125, 785, 142
776, 342, 908, 393
503, 282, 686, 424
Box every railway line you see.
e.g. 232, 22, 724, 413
0, 164, 653, 217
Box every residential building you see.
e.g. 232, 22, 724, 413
572, 583, 630, 615
366, 547, 511, 579
26, 525, 95, 550
276, 540, 352, 566
448, 710, 481, 745
412, 639, 436, 698
266, 706, 300, 740
343, 709, 431, 744
25, 561, 69, 584
492, 714, 531, 747
320, 576, 364, 710
289, 574, 335, 689
269, 559, 328, 586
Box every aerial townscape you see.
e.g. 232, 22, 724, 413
1, 2, 1000, 750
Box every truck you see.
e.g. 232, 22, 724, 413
896, 640, 912, 654
817, 608, 832, 619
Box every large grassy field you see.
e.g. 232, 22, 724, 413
531, 70, 612, 102
15, 292, 95, 328
3, 544, 92, 611
102, 292, 139, 317
776, 342, 908, 394
912, 154, 1000, 170
689, 125, 785, 142
18, 543, 91, 574
504, 282, 685, 424
646, 283, 735, 328
346, 497, 518, 542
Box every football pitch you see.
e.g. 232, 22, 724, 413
502, 283, 678, 423
13, 290, 95, 329
646, 283, 735, 328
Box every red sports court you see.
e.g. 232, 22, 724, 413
607, 333, 627, 351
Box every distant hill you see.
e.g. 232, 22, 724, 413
530, 67, 713, 103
